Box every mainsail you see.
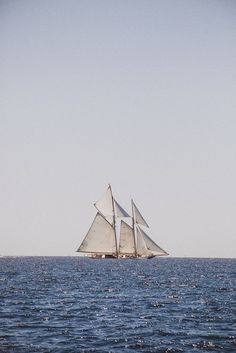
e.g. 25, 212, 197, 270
77, 212, 116, 254
76, 186, 168, 259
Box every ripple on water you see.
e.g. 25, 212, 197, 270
0, 257, 235, 352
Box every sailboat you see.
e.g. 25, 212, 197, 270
76, 185, 168, 259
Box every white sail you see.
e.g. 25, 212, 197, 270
77, 213, 116, 254
119, 221, 135, 255
114, 199, 130, 218
132, 201, 149, 228
137, 226, 168, 256
136, 226, 152, 257
76, 185, 169, 258
94, 186, 114, 224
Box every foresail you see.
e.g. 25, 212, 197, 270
138, 226, 168, 256
132, 201, 149, 228
77, 185, 168, 258
114, 199, 130, 218
119, 221, 135, 255
77, 213, 116, 254
94, 186, 114, 222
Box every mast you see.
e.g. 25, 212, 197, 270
131, 199, 138, 257
109, 184, 119, 257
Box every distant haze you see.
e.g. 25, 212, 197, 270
1, 0, 236, 257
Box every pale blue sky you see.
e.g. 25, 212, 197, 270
1, 0, 236, 257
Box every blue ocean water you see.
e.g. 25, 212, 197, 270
0, 257, 235, 353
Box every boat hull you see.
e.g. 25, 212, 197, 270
86, 253, 157, 259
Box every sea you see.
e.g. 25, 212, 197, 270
0, 257, 235, 353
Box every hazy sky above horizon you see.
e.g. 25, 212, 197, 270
1, 0, 236, 257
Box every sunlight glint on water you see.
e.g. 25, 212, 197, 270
0, 257, 235, 352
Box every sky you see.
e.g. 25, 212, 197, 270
1, 0, 236, 257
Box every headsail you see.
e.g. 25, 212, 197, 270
76, 185, 169, 258
77, 212, 116, 254
136, 226, 152, 257
119, 221, 135, 255
137, 225, 168, 256
132, 201, 149, 228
